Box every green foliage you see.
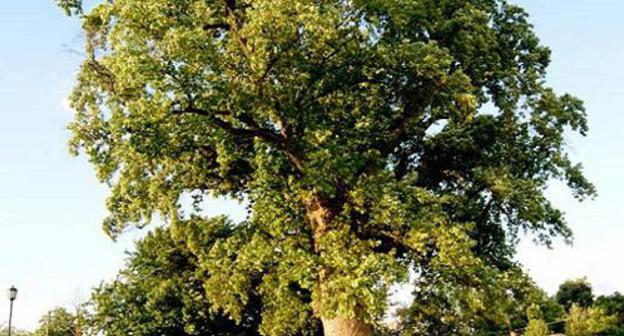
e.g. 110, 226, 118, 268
524, 304, 550, 336
524, 319, 549, 336
398, 267, 564, 335
0, 328, 32, 336
34, 307, 81, 336
65, 0, 594, 334
87, 225, 321, 335
595, 292, 624, 335
565, 304, 616, 336
557, 278, 594, 312
56, 0, 82, 16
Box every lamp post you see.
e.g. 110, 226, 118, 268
7, 286, 17, 336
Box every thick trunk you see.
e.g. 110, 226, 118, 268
322, 317, 373, 336
305, 197, 374, 336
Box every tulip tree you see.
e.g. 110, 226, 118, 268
63, 0, 594, 335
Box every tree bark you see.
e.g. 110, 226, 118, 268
304, 197, 374, 336
322, 317, 373, 336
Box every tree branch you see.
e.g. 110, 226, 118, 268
172, 107, 305, 173
225, 0, 237, 12
203, 22, 230, 31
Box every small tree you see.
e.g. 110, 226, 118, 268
524, 304, 549, 336
34, 307, 79, 336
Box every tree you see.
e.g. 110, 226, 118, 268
565, 304, 616, 336
557, 278, 594, 312
524, 304, 550, 336
0, 328, 32, 336
34, 307, 80, 336
595, 292, 624, 335
397, 267, 564, 335
87, 225, 320, 335
64, 0, 595, 335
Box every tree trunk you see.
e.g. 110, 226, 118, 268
304, 197, 374, 336
322, 317, 373, 336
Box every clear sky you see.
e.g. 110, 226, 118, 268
0, 0, 622, 331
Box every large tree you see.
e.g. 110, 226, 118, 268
62, 0, 594, 335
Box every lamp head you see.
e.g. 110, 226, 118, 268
8, 286, 17, 301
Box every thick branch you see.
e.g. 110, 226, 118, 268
172, 107, 305, 172
85, 58, 117, 94
376, 105, 440, 158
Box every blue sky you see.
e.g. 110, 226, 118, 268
514, 0, 624, 296
0, 0, 622, 331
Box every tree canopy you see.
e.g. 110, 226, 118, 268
556, 278, 595, 312
64, 0, 594, 335
86, 225, 319, 335
33, 307, 81, 336
398, 267, 564, 334
565, 304, 616, 336
595, 292, 624, 335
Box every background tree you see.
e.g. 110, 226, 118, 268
87, 225, 321, 336
63, 0, 594, 335
595, 292, 624, 335
565, 304, 615, 336
524, 304, 550, 336
557, 278, 594, 312
34, 307, 80, 336
397, 267, 564, 335
0, 327, 32, 336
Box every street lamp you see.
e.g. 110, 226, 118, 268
7, 286, 17, 336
